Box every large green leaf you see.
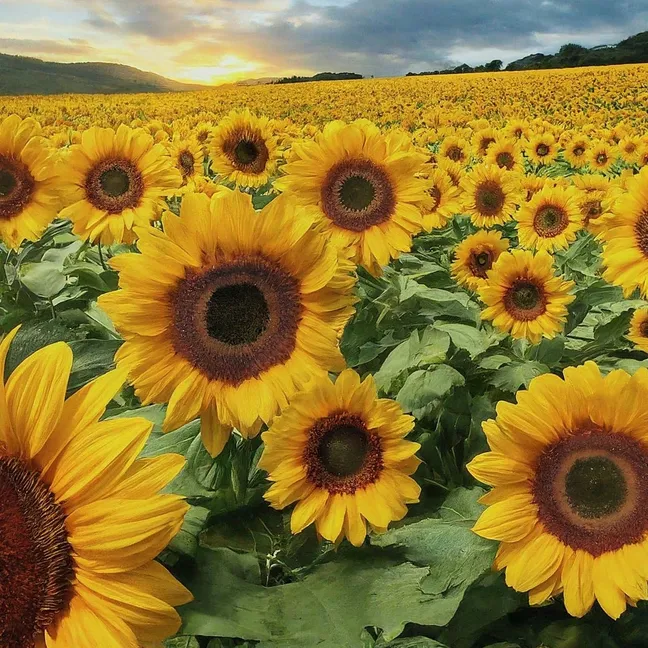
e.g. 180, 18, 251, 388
371, 488, 496, 622
374, 327, 450, 392
396, 365, 465, 414
181, 546, 451, 648
19, 261, 67, 298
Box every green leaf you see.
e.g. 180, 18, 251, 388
181, 546, 449, 648
4, 319, 85, 378
396, 365, 465, 414
380, 639, 449, 648
440, 573, 525, 648
371, 488, 497, 624
435, 323, 489, 358
374, 327, 450, 392
19, 261, 67, 297
491, 361, 550, 392
164, 637, 200, 648
67, 339, 123, 390
167, 505, 210, 559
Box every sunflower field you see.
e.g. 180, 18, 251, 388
3, 63, 648, 648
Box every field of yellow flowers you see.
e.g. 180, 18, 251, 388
3, 63, 648, 648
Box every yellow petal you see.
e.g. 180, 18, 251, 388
200, 407, 232, 458
6, 341, 73, 459
563, 550, 596, 618
472, 493, 538, 542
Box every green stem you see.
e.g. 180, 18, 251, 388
97, 243, 107, 271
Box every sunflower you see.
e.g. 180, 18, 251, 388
472, 127, 498, 158
588, 141, 617, 173
167, 135, 204, 187
0, 115, 62, 250
485, 137, 524, 173
439, 135, 471, 164
437, 158, 465, 188
98, 190, 356, 456
451, 229, 510, 291
460, 164, 523, 228
504, 119, 530, 141
419, 167, 463, 230
572, 176, 619, 238
563, 136, 590, 169
521, 175, 547, 202
516, 185, 583, 252
275, 119, 429, 276
628, 308, 648, 352
602, 167, 648, 297
479, 249, 575, 343
525, 133, 558, 165
260, 369, 420, 546
59, 125, 182, 245
0, 328, 191, 647
194, 121, 214, 153
618, 136, 641, 165
209, 110, 278, 188
468, 362, 648, 619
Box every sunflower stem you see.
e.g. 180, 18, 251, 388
48, 297, 56, 320
97, 243, 107, 271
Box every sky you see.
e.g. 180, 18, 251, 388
2, 0, 647, 85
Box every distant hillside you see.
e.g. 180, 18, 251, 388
235, 77, 280, 86
506, 32, 648, 70
274, 72, 363, 84
407, 31, 648, 76
0, 53, 209, 96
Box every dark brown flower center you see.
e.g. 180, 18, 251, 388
0, 155, 36, 221
634, 210, 648, 257
223, 130, 269, 175
321, 158, 395, 232
468, 249, 494, 278
573, 146, 585, 157
179, 150, 195, 177
319, 425, 369, 477
475, 180, 506, 216
0, 457, 74, 648
304, 412, 383, 494
533, 429, 648, 556
0, 169, 16, 196
583, 200, 603, 225
625, 142, 637, 154
496, 152, 514, 170
503, 279, 546, 320
479, 137, 495, 155
339, 176, 375, 211
206, 283, 270, 345
533, 205, 568, 237
640, 319, 648, 338
85, 158, 144, 213
536, 144, 550, 157
170, 256, 302, 386
446, 145, 464, 162
596, 153, 608, 165
234, 140, 259, 165
428, 185, 442, 210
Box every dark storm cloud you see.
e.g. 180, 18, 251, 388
233, 0, 648, 75
81, 0, 648, 76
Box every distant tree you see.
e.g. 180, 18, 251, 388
485, 59, 503, 72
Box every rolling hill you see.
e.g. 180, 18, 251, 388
0, 53, 209, 96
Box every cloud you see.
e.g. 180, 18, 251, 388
138, 0, 648, 77
3, 0, 647, 81
0, 37, 95, 57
